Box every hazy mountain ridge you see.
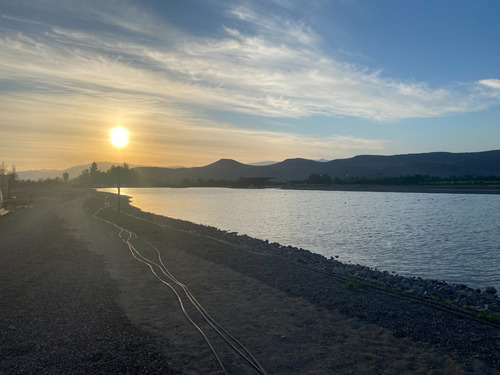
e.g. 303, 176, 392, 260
17, 150, 500, 183
134, 150, 500, 184
17, 162, 142, 181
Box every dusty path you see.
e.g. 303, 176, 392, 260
0, 191, 175, 374
1, 189, 498, 374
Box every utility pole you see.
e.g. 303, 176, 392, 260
117, 167, 121, 213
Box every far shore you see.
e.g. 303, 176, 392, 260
97, 183, 500, 195
280, 183, 500, 194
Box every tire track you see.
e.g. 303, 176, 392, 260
92, 202, 267, 375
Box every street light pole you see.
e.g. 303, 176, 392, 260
109, 125, 129, 213
117, 166, 121, 213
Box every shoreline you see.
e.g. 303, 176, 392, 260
103, 188, 500, 296
99, 191, 500, 370
281, 184, 500, 194
113, 191, 500, 316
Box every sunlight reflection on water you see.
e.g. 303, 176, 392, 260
99, 187, 500, 289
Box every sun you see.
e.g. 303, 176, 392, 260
109, 127, 129, 148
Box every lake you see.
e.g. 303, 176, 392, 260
99, 187, 500, 290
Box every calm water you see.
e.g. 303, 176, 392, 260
99, 187, 500, 289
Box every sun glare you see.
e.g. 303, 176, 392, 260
109, 127, 129, 148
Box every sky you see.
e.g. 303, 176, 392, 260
1, 0, 500, 171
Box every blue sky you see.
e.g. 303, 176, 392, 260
1, 0, 500, 170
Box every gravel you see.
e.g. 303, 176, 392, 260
111, 197, 500, 370
0, 196, 177, 375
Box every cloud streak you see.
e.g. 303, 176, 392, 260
479, 79, 500, 90
1, 0, 499, 169
2, 1, 498, 123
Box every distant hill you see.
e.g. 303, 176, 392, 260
17, 162, 141, 181
18, 150, 500, 183
248, 161, 278, 166
134, 150, 500, 184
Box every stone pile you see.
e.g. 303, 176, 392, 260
172, 217, 500, 315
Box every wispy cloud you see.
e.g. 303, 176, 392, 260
479, 79, 500, 90
2, 0, 498, 124
2, 0, 499, 169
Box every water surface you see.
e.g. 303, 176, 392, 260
100, 187, 500, 289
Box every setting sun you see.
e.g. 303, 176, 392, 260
109, 127, 130, 148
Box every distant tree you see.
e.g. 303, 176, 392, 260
69, 162, 176, 188
306, 173, 332, 185
0, 161, 5, 176
236, 177, 274, 188
81, 169, 90, 178
333, 177, 344, 184
90, 162, 98, 175
9, 164, 17, 181
181, 178, 192, 187
63, 172, 69, 183
8, 165, 17, 194
74, 168, 90, 186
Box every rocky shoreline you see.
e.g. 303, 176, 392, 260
250, 240, 500, 316
102, 193, 500, 370
122, 196, 500, 317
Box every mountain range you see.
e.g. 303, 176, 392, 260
16, 150, 500, 183
134, 150, 500, 184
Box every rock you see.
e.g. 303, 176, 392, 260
484, 286, 497, 295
